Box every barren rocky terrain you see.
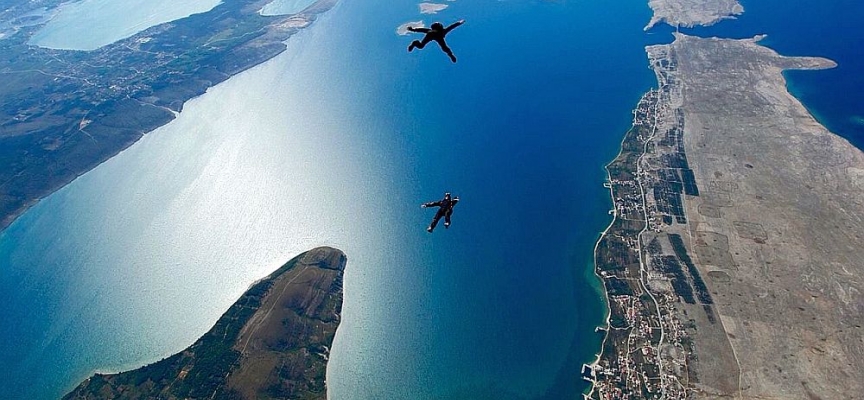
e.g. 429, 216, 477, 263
645, 0, 743, 29
672, 33, 864, 399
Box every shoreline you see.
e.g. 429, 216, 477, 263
582, 101, 653, 397
585, 87, 660, 396
584, 122, 641, 396
587, 2, 747, 397
591, 27, 861, 398
64, 247, 346, 399
587, 43, 703, 396
0, 0, 339, 234
645, 0, 743, 30
61, 246, 319, 392
667, 32, 861, 398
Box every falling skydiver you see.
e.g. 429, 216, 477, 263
406, 20, 465, 63
421, 192, 460, 232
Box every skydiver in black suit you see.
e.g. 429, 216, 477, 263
407, 19, 465, 63
421, 192, 460, 232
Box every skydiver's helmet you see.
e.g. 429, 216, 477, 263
431, 22, 444, 31
444, 192, 451, 200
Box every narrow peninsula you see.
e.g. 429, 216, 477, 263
64, 247, 346, 400
0, 0, 337, 231
590, 30, 864, 400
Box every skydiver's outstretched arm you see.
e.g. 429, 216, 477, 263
444, 19, 465, 34
422, 200, 442, 208
408, 27, 431, 33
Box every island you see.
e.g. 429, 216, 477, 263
396, 21, 425, 36
645, 0, 743, 29
63, 247, 346, 400
0, 0, 337, 231
589, 27, 864, 400
419, 3, 448, 15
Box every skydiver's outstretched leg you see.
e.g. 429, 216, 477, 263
435, 38, 457, 63
408, 36, 432, 52
444, 211, 452, 228
428, 211, 444, 232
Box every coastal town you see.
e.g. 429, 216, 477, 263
588, 22, 864, 397
588, 44, 717, 399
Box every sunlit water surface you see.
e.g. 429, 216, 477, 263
0, 0, 670, 398
29, 0, 221, 50
261, 0, 319, 16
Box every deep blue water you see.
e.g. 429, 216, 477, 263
15, 0, 863, 398
1, 0, 662, 398
3, 0, 860, 398
339, 0, 661, 397
659, 0, 864, 149
383, 1, 654, 399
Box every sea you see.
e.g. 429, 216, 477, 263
28, 0, 221, 50
261, 0, 319, 16
665, 0, 864, 150
0, 0, 861, 399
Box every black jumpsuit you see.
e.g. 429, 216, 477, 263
423, 195, 459, 232
407, 21, 464, 63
